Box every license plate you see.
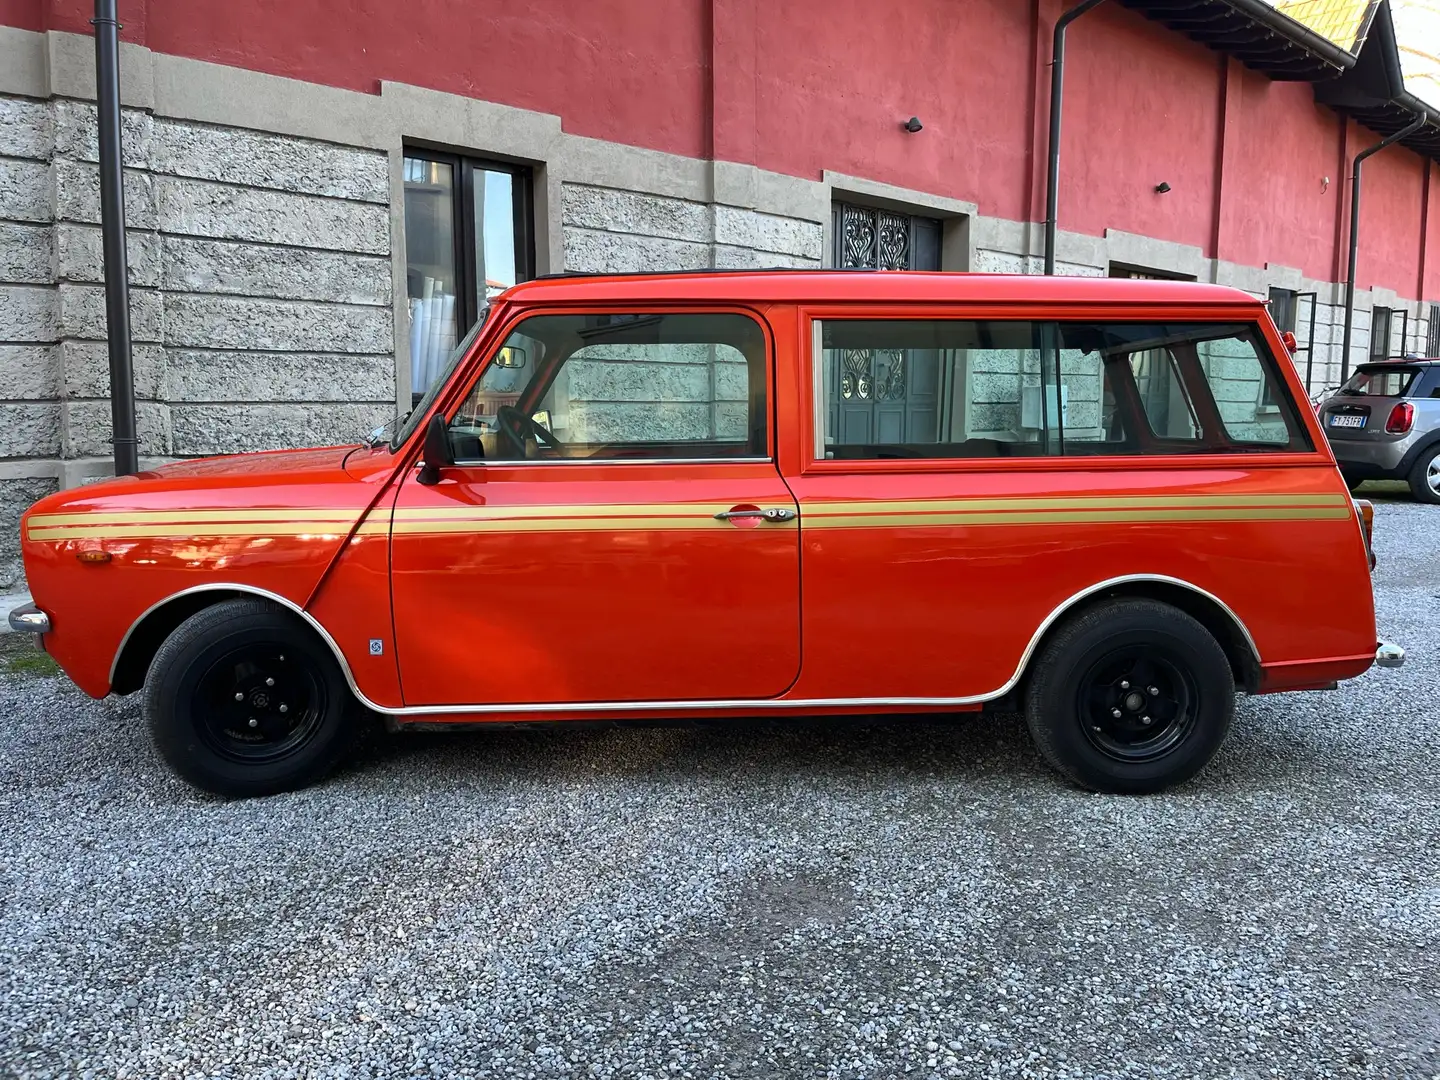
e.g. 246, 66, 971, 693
1329, 414, 1366, 428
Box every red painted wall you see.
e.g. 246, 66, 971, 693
746, 0, 1035, 221
1059, 4, 1223, 256
3, 0, 1436, 298
1217, 70, 1343, 282
1356, 133, 1425, 295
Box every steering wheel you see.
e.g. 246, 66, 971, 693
496, 405, 562, 457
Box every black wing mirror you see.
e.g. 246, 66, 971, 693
416, 413, 453, 486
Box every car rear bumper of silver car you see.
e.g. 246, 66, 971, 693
1329, 436, 1415, 474
6, 602, 49, 634
1375, 641, 1406, 669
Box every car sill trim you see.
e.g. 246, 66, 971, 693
110, 575, 1262, 716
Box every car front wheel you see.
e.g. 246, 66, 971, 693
143, 598, 356, 797
1024, 598, 1235, 794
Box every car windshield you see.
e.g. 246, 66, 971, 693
390, 312, 489, 450
1338, 367, 1416, 398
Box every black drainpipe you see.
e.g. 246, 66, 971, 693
92, 0, 139, 476
1340, 110, 1428, 381
1043, 0, 1106, 276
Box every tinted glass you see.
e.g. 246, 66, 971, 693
1338, 367, 1418, 398
813, 320, 1309, 460
450, 313, 767, 462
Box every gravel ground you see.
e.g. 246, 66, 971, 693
1, 496, 1437, 1080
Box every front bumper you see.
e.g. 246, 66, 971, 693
1376, 641, 1405, 669
7, 602, 50, 634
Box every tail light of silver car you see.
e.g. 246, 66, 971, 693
1385, 401, 1415, 434
1355, 498, 1376, 571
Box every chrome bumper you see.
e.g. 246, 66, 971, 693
1376, 641, 1406, 669
7, 602, 50, 634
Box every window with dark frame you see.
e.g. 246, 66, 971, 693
1429, 304, 1440, 358
1264, 287, 1314, 404
403, 150, 534, 404
812, 319, 1309, 461
1370, 306, 1394, 360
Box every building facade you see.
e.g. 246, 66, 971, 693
1, 0, 1437, 588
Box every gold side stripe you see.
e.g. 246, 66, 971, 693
390, 503, 723, 520
27, 509, 360, 527
806, 507, 1354, 528
804, 493, 1351, 515
27, 523, 355, 540
389, 517, 787, 535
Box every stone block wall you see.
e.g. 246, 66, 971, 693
557, 183, 819, 445
0, 92, 396, 588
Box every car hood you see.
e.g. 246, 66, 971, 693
136, 445, 361, 482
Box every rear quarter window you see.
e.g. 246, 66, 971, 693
1340, 367, 1419, 398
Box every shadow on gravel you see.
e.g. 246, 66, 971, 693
341, 708, 1057, 790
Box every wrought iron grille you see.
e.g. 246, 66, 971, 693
839, 204, 911, 270
1429, 304, 1439, 358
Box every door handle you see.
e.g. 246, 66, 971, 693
714, 507, 797, 522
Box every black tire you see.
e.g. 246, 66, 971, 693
1023, 599, 1235, 794
143, 598, 355, 797
1343, 473, 1366, 493
1406, 444, 1440, 504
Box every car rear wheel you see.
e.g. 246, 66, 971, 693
1406, 444, 1440, 505
143, 598, 356, 797
1024, 599, 1235, 794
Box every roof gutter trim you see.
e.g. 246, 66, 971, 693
1220, 0, 1361, 71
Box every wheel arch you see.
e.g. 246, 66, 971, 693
1007, 575, 1262, 699
110, 584, 362, 699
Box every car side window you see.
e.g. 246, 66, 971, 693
448, 312, 768, 462
812, 318, 1310, 460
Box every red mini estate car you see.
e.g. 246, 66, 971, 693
9, 271, 1400, 797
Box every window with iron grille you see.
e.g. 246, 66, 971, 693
1428, 304, 1439, 358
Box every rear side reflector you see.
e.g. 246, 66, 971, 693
1385, 401, 1415, 434
1355, 498, 1376, 570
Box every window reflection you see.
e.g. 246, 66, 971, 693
403, 157, 459, 397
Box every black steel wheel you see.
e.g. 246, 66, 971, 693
1025, 598, 1235, 794
144, 598, 356, 797
1077, 649, 1198, 763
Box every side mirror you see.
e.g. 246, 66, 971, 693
416, 413, 453, 486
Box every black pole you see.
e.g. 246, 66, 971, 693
1340, 110, 1427, 381
1044, 0, 1106, 276
92, 0, 139, 476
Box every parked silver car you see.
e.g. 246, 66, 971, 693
1319, 358, 1440, 503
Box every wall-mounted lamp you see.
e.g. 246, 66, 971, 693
1322, 176, 1331, 193
1154, 182, 1171, 194
903, 117, 923, 133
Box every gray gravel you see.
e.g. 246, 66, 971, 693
2, 496, 1438, 1080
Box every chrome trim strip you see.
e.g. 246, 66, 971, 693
7, 602, 50, 634
108, 574, 1262, 716
435, 457, 774, 468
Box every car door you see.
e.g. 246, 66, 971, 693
389, 307, 801, 708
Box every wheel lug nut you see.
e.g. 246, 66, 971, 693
1111, 708, 1122, 718
1141, 715, 1152, 725
234, 692, 243, 701
265, 677, 275, 687
1120, 680, 1130, 690
1147, 686, 1159, 696
279, 704, 288, 714
248, 717, 258, 728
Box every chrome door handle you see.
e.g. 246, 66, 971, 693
714, 507, 797, 522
